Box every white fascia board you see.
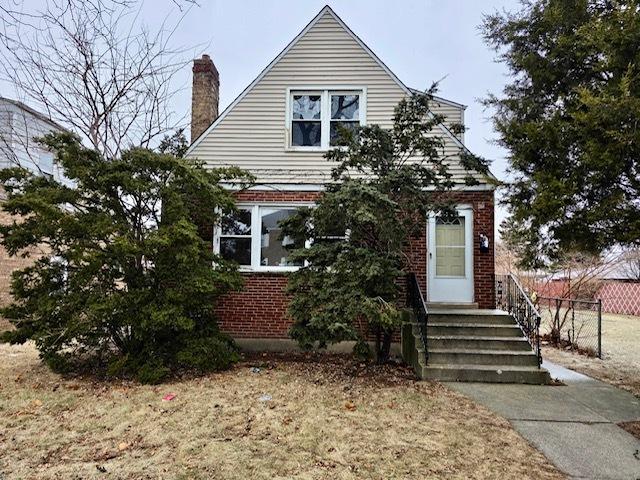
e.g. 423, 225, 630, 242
221, 182, 495, 192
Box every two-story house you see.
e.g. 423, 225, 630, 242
0, 97, 67, 185
0, 97, 66, 317
187, 6, 497, 353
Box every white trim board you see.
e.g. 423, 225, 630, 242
221, 183, 496, 192
284, 86, 367, 151
186, 5, 478, 166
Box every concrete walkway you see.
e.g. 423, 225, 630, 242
447, 361, 640, 480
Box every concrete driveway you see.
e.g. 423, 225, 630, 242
447, 362, 640, 480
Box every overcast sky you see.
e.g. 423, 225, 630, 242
6, 0, 522, 234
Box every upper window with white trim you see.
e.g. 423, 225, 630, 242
288, 89, 365, 150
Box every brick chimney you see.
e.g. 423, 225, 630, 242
191, 54, 219, 143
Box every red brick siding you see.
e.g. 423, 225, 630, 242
235, 190, 322, 203
465, 191, 495, 309
0, 196, 47, 331
216, 273, 291, 338
214, 189, 495, 339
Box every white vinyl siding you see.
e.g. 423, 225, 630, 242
0, 100, 66, 182
188, 10, 476, 185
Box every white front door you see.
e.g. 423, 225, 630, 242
427, 208, 474, 303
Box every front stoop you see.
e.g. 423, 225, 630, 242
401, 309, 551, 384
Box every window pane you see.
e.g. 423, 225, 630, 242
293, 95, 321, 119
39, 152, 54, 175
220, 238, 251, 265
330, 121, 358, 145
436, 247, 465, 276
260, 209, 303, 267
221, 210, 251, 235
331, 95, 359, 120
435, 216, 465, 276
435, 217, 465, 247
292, 121, 321, 147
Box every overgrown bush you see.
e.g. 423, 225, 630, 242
282, 88, 490, 363
0, 132, 253, 382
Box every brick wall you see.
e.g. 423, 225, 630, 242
214, 189, 495, 339
216, 273, 291, 338
0, 195, 45, 331
191, 54, 220, 143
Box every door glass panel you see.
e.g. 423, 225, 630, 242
435, 216, 465, 277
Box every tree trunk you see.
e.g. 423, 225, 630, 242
375, 329, 392, 364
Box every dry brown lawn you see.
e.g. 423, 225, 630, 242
542, 312, 640, 397
0, 342, 564, 480
0, 316, 12, 332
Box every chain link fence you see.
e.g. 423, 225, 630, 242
536, 296, 602, 358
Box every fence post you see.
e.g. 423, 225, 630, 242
597, 299, 602, 359
571, 302, 575, 351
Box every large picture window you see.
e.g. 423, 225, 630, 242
288, 89, 365, 149
215, 204, 311, 271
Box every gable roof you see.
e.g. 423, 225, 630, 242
187, 5, 468, 156
408, 88, 467, 110
0, 97, 67, 132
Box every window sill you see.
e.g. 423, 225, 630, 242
285, 145, 348, 153
238, 266, 302, 274
285, 146, 329, 153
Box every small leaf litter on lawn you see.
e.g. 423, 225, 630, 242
344, 401, 356, 411
162, 393, 176, 401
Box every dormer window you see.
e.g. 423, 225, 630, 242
287, 88, 365, 150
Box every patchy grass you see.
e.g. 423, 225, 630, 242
0, 316, 12, 332
0, 342, 564, 480
542, 312, 640, 397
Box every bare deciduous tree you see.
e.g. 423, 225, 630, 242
620, 248, 640, 281
0, 0, 198, 160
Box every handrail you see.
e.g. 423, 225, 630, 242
495, 273, 542, 368
406, 273, 429, 364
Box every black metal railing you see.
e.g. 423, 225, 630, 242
495, 273, 542, 367
407, 273, 429, 364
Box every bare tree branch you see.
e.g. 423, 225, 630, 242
0, 0, 198, 160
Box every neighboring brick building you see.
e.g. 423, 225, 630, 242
187, 6, 497, 345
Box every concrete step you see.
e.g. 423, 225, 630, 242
428, 335, 532, 351
421, 364, 551, 384
428, 323, 523, 337
429, 313, 516, 325
427, 302, 478, 309
428, 349, 539, 367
